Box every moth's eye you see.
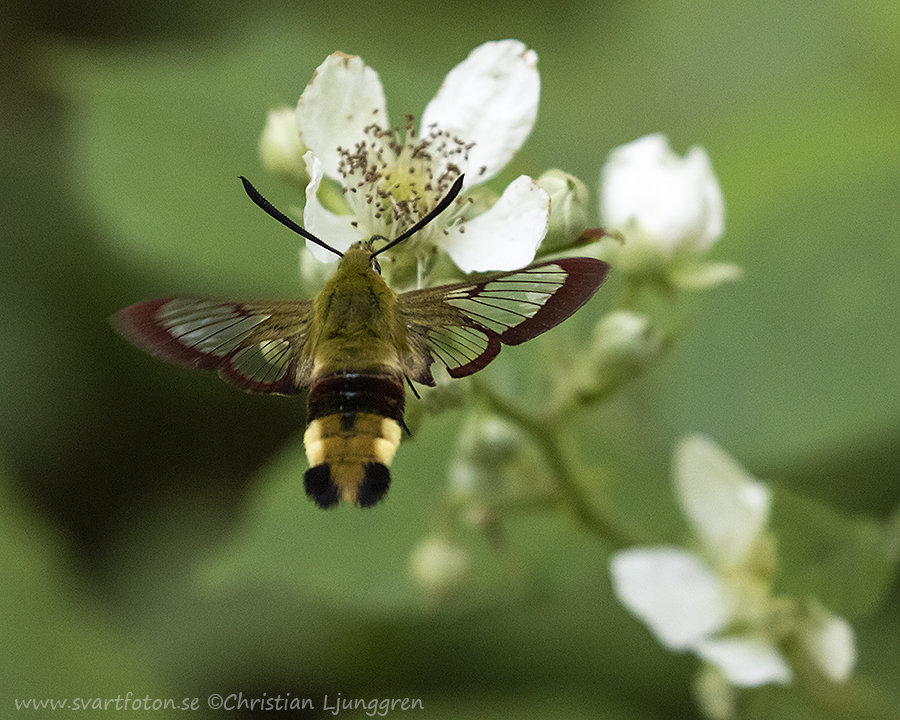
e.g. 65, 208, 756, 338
371, 257, 382, 274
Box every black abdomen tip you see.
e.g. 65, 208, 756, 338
304, 464, 340, 509
358, 463, 391, 508
303, 462, 391, 508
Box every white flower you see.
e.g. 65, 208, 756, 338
294, 41, 548, 275
599, 134, 740, 288
609, 435, 856, 701
602, 134, 723, 254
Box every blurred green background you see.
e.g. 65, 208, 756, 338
3, 0, 899, 717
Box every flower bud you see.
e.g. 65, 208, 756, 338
448, 415, 526, 501
570, 311, 663, 403
446, 411, 555, 512
536, 169, 589, 252
464, 415, 525, 468
409, 536, 470, 600
259, 106, 309, 188
592, 310, 662, 366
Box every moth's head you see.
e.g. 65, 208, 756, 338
342, 241, 383, 274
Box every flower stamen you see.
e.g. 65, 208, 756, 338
334, 116, 468, 242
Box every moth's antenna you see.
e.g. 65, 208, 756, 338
372, 174, 465, 258
239, 176, 343, 258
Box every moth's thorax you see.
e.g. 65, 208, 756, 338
310, 243, 408, 375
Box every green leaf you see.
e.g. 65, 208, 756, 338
0, 461, 176, 710
771, 486, 898, 618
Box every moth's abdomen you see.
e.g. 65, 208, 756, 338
303, 373, 404, 508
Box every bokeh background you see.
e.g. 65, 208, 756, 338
3, 0, 899, 717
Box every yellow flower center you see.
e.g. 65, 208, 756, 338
335, 116, 468, 240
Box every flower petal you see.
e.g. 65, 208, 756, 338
610, 547, 736, 650
302, 152, 365, 261
600, 133, 724, 255
675, 435, 770, 568
296, 53, 388, 180
695, 636, 792, 687
440, 176, 547, 273
421, 40, 539, 185
801, 610, 856, 682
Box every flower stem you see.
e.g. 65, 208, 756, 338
473, 378, 636, 550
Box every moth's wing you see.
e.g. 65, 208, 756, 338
397, 257, 609, 381
111, 297, 314, 394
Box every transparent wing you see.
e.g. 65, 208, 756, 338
397, 257, 609, 380
111, 297, 314, 394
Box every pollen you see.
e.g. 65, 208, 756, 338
335, 115, 468, 242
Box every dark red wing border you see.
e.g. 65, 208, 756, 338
400, 257, 610, 380
110, 298, 306, 395
111, 298, 217, 369
499, 257, 609, 345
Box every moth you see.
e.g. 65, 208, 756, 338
112, 175, 609, 509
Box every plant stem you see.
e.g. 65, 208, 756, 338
474, 379, 635, 550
